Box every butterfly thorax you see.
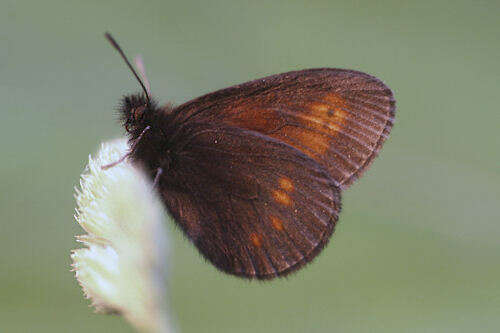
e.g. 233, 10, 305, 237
120, 93, 177, 173
119, 93, 157, 134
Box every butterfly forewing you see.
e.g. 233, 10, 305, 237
160, 125, 341, 279
170, 68, 395, 188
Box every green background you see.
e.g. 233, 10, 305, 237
1, 0, 499, 332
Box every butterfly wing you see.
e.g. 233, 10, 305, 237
161, 124, 341, 279
169, 68, 395, 188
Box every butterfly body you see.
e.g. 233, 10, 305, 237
118, 68, 395, 280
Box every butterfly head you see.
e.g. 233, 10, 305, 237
120, 93, 159, 134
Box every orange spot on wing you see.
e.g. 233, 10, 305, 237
303, 132, 330, 155
279, 177, 294, 192
324, 94, 348, 125
310, 102, 328, 113
280, 93, 350, 158
273, 190, 291, 206
307, 94, 348, 132
272, 126, 325, 158
270, 216, 284, 231
250, 233, 262, 247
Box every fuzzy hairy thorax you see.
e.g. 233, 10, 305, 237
119, 93, 177, 173
119, 93, 158, 134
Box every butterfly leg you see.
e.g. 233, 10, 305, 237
101, 152, 130, 169
152, 167, 163, 189
101, 126, 151, 170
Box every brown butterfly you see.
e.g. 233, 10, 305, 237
103, 33, 396, 280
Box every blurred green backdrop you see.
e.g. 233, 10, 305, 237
1, 0, 499, 332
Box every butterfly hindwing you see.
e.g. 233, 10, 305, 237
160, 124, 341, 279
170, 68, 396, 188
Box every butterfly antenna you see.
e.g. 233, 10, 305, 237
104, 32, 151, 106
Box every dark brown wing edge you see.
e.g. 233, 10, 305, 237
341, 77, 395, 188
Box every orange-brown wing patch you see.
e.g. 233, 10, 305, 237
270, 216, 284, 231
273, 190, 292, 206
227, 107, 287, 134
273, 93, 350, 159
309, 94, 349, 133
250, 233, 263, 247
278, 177, 294, 192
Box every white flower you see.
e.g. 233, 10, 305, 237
71, 138, 172, 333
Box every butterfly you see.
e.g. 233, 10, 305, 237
103, 33, 396, 280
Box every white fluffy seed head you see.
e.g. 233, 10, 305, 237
71, 138, 172, 333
